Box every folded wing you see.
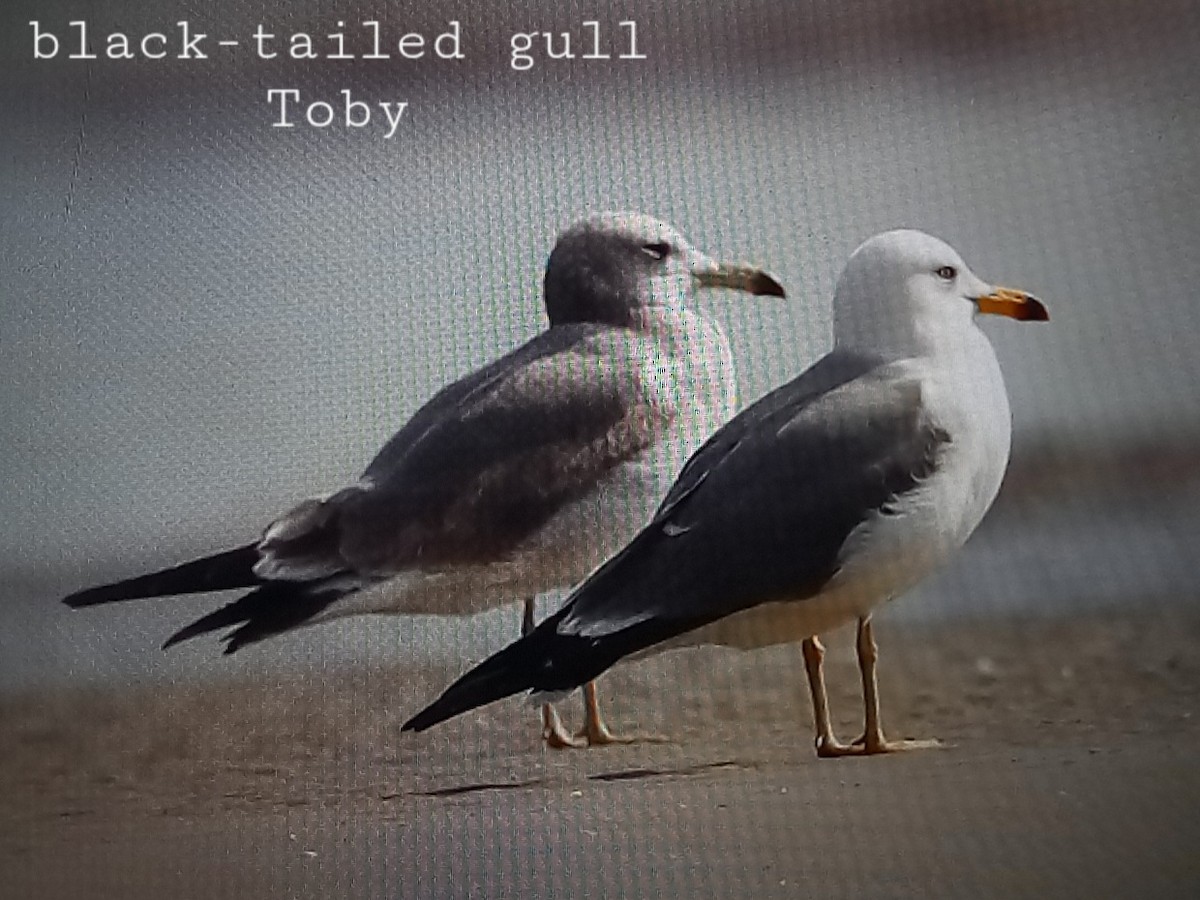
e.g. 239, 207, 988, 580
403, 350, 952, 731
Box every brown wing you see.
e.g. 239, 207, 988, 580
255, 326, 671, 579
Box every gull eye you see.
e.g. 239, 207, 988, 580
642, 242, 671, 261
935, 265, 957, 281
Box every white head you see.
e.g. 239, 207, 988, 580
832, 229, 1048, 358
543, 211, 786, 328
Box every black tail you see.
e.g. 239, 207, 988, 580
401, 607, 685, 733
161, 580, 347, 654
401, 623, 565, 733
62, 544, 262, 608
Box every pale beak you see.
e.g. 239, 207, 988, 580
693, 259, 787, 298
974, 286, 1049, 322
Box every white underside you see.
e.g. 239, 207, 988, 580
647, 338, 1015, 655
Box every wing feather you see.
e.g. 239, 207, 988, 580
558, 352, 951, 640
256, 324, 670, 579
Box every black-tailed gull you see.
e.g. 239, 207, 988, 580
62, 211, 786, 749
402, 229, 1049, 754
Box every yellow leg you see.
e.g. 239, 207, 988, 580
852, 617, 942, 754
523, 597, 587, 749
523, 598, 665, 750
801, 619, 941, 758
576, 680, 639, 746
550, 680, 667, 750
801, 635, 858, 757
542, 701, 588, 750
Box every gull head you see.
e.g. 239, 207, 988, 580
544, 211, 786, 327
832, 229, 1048, 357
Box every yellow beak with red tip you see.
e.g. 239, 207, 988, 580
975, 287, 1050, 321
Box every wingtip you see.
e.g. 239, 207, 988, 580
398, 664, 515, 735
62, 585, 116, 608
400, 707, 445, 734
399, 623, 573, 734
160, 627, 194, 651
61, 544, 263, 610
160, 611, 233, 651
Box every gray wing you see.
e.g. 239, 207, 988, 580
556, 350, 951, 642
652, 350, 884, 518
255, 323, 670, 580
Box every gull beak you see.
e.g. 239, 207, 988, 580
693, 257, 787, 298
974, 286, 1050, 322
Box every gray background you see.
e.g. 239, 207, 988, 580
2, 0, 1198, 688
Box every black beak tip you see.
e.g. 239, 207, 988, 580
754, 272, 787, 299
1027, 296, 1050, 321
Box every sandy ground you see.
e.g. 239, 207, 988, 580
3, 611, 1199, 898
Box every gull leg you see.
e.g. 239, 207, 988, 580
801, 635, 858, 757
562, 680, 670, 749
523, 597, 586, 750
576, 680, 643, 746
542, 704, 587, 750
853, 616, 942, 754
